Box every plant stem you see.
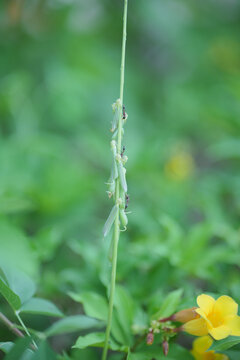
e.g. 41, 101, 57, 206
102, 1, 128, 359
15, 311, 38, 350
0, 311, 37, 351
0, 311, 24, 339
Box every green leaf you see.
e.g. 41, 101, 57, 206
73, 332, 105, 349
4, 337, 32, 360
20, 298, 63, 317
30, 341, 57, 360
111, 311, 129, 346
0, 342, 14, 354
0, 220, 39, 277
223, 350, 240, 360
45, 315, 103, 337
210, 336, 240, 352
128, 344, 193, 360
73, 332, 128, 352
0, 276, 21, 310
113, 286, 134, 345
151, 289, 183, 320
0, 265, 36, 305
69, 291, 108, 321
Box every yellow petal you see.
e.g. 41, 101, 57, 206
214, 354, 229, 360
209, 325, 231, 340
192, 335, 213, 353
190, 349, 202, 360
197, 294, 215, 315
195, 308, 213, 328
183, 317, 208, 336
214, 296, 238, 318
225, 315, 240, 336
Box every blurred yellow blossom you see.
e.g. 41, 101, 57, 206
209, 38, 240, 74
164, 151, 194, 181
184, 294, 240, 340
191, 336, 228, 360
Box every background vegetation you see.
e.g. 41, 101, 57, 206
0, 0, 240, 359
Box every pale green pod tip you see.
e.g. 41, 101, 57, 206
112, 98, 122, 111
120, 208, 128, 227
115, 153, 121, 162
103, 204, 118, 237
107, 180, 115, 197
122, 155, 128, 165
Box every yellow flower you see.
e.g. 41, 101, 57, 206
164, 151, 194, 181
191, 336, 229, 360
184, 294, 240, 340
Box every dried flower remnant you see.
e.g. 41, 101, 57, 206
146, 330, 154, 345
162, 339, 169, 356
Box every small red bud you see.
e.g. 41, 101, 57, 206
146, 331, 154, 345
162, 339, 169, 356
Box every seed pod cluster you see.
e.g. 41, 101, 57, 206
103, 99, 129, 239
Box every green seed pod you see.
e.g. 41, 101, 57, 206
120, 208, 128, 227
110, 140, 117, 156
103, 205, 118, 237
119, 188, 125, 209
112, 128, 118, 139
122, 155, 128, 165
109, 141, 118, 182
110, 161, 118, 181
111, 99, 121, 132
117, 161, 127, 193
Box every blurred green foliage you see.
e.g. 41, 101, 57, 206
0, 0, 240, 358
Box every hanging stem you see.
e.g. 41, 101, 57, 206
102, 1, 128, 359
0, 312, 24, 339
0, 311, 38, 351
15, 311, 38, 350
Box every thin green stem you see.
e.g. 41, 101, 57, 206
102, 1, 128, 360
15, 311, 38, 350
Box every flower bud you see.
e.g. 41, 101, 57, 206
162, 339, 169, 356
146, 331, 154, 345
172, 307, 199, 323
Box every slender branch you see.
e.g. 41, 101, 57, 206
15, 311, 38, 350
102, 1, 128, 359
0, 311, 24, 338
